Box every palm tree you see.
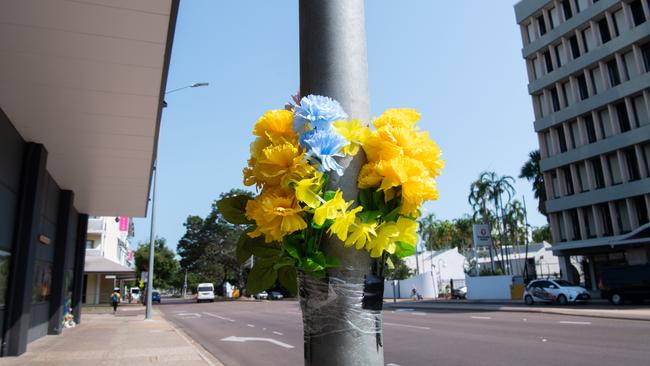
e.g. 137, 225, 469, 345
504, 199, 527, 275
519, 150, 547, 218
482, 171, 516, 274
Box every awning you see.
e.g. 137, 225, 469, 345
552, 223, 650, 254
84, 256, 136, 275
0, 0, 179, 217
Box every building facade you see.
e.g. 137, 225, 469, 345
83, 217, 135, 305
514, 0, 650, 292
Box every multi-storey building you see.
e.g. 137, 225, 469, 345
515, 0, 650, 292
83, 216, 135, 305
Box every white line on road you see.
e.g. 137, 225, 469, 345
470, 316, 492, 320
394, 309, 414, 312
202, 312, 235, 322
412, 312, 427, 316
559, 321, 591, 325
178, 313, 201, 318
221, 336, 294, 349
386, 363, 402, 366
247, 324, 255, 328
273, 331, 284, 336
384, 322, 431, 330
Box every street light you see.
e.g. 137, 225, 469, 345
145, 81, 209, 320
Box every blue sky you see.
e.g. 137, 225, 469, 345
132, 1, 547, 252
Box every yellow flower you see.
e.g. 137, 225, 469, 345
373, 108, 421, 129
333, 120, 371, 156
395, 217, 418, 245
401, 176, 438, 213
245, 188, 306, 242
313, 190, 349, 226
248, 142, 314, 188
344, 220, 377, 250
292, 172, 325, 209
375, 157, 427, 191
329, 206, 363, 241
253, 109, 296, 144
357, 162, 382, 189
366, 222, 399, 258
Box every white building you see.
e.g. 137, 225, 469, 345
477, 242, 561, 279
399, 248, 467, 297
83, 216, 135, 304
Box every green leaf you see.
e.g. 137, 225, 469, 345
358, 210, 382, 223
359, 189, 372, 209
252, 244, 282, 259
312, 219, 334, 230
383, 205, 402, 222
217, 195, 254, 224
247, 258, 278, 293
278, 266, 298, 295
273, 255, 295, 270
236, 230, 259, 264
283, 236, 303, 260
394, 241, 416, 258
372, 190, 387, 211
303, 257, 325, 274
386, 256, 395, 270
323, 190, 337, 201
324, 255, 340, 268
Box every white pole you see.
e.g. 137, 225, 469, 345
145, 163, 157, 320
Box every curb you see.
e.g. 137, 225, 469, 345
158, 310, 225, 366
384, 303, 650, 322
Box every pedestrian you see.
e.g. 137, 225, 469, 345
111, 288, 121, 314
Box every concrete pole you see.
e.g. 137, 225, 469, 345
145, 163, 157, 320
299, 1, 383, 365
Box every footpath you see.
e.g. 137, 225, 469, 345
383, 299, 650, 322
0, 305, 222, 366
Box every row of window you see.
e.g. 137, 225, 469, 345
539, 91, 650, 161
524, 0, 598, 45
551, 193, 650, 242
545, 142, 650, 201
526, 0, 649, 83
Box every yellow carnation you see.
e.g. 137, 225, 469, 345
333, 120, 371, 156
245, 188, 306, 242
373, 108, 421, 129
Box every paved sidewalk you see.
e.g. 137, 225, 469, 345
0, 309, 223, 366
384, 299, 650, 321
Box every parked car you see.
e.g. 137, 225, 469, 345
524, 279, 590, 305
129, 287, 141, 303
451, 286, 467, 299
254, 291, 269, 300
152, 290, 161, 304
269, 291, 284, 300
196, 283, 215, 303
600, 265, 650, 305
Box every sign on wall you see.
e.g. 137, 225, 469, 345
119, 216, 129, 232
472, 224, 493, 247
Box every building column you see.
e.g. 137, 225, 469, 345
626, 198, 639, 229
592, 205, 605, 237
585, 159, 597, 190
617, 150, 630, 183
577, 208, 588, 240
635, 145, 648, 178
558, 255, 576, 282
71, 214, 88, 324
48, 191, 75, 335
570, 164, 581, 193
600, 155, 613, 187
94, 274, 101, 304
608, 201, 621, 235
2, 143, 48, 357
625, 98, 638, 129
588, 256, 598, 291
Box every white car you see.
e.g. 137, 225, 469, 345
196, 283, 215, 303
524, 279, 590, 305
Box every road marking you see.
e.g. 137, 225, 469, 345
247, 324, 255, 328
559, 321, 591, 325
394, 309, 414, 312
386, 363, 402, 366
273, 331, 284, 336
221, 336, 294, 349
384, 322, 431, 330
178, 313, 201, 318
471, 316, 492, 320
412, 312, 427, 316
202, 312, 235, 322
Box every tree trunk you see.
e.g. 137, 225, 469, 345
299, 1, 384, 365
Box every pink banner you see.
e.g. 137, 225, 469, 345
119, 216, 129, 232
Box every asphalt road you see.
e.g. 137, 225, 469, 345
159, 298, 650, 366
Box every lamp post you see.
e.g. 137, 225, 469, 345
145, 82, 209, 320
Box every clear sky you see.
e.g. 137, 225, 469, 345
132, 1, 547, 252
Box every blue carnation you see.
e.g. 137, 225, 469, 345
303, 129, 348, 176
294, 95, 348, 132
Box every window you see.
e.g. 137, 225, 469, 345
544, 51, 554, 73
557, 126, 568, 152
623, 51, 637, 81
612, 9, 624, 37
0, 251, 10, 306
578, 163, 589, 192
608, 153, 623, 185
615, 200, 631, 233
625, 148, 641, 181
569, 120, 580, 148
551, 171, 560, 198
634, 196, 649, 225
538, 15, 547, 36
631, 0, 647, 26
644, 143, 650, 175
576, 0, 588, 13
33, 261, 52, 303
549, 8, 557, 29
641, 43, 650, 72
564, 167, 575, 195
591, 158, 606, 188
599, 203, 614, 236
569, 209, 581, 240
584, 207, 596, 238
582, 26, 596, 52
527, 22, 537, 43
590, 67, 601, 94
532, 56, 543, 79
86, 240, 95, 249
569, 35, 581, 59
556, 43, 567, 67
551, 87, 561, 112
577, 74, 589, 100
561, 82, 571, 107
599, 108, 613, 137
562, 0, 573, 20
615, 102, 631, 132
633, 95, 649, 126
585, 114, 597, 143
598, 18, 611, 44
544, 131, 553, 154
607, 59, 621, 87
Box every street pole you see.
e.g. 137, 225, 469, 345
145, 162, 157, 320
183, 269, 187, 298
299, 1, 383, 365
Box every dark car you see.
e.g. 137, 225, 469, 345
152, 290, 161, 304
600, 265, 650, 305
269, 291, 284, 300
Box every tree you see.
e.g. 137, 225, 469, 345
384, 254, 413, 280
532, 225, 551, 243
176, 189, 254, 291
519, 150, 547, 217
134, 238, 179, 290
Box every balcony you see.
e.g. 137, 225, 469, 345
87, 218, 104, 234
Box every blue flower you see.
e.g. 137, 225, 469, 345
303, 129, 348, 176
294, 95, 348, 132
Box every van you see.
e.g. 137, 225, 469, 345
129, 287, 141, 303
600, 265, 650, 305
196, 283, 215, 303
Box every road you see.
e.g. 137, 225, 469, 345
159, 298, 650, 366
